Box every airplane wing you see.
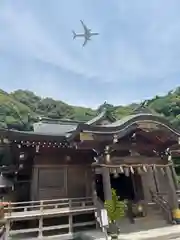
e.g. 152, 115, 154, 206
82, 38, 88, 47
80, 20, 89, 33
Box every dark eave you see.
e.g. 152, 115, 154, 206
0, 129, 67, 142
76, 113, 180, 138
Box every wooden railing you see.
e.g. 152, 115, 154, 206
3, 197, 96, 239
4, 197, 94, 216
94, 197, 105, 228
176, 190, 180, 200
150, 190, 173, 223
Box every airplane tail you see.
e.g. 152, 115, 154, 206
72, 31, 77, 39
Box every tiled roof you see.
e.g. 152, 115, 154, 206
33, 122, 77, 135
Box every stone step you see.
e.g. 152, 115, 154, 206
79, 226, 180, 240
119, 225, 180, 239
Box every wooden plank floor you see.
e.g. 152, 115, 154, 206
5, 206, 96, 220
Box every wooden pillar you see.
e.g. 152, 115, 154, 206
165, 166, 179, 209
91, 168, 97, 201
4, 220, 10, 240
69, 214, 73, 234
102, 167, 112, 201
102, 146, 112, 201
168, 152, 179, 190
153, 166, 161, 193
170, 165, 179, 190
38, 216, 43, 238
31, 166, 39, 201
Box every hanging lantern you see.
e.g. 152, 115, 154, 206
36, 145, 40, 153
104, 146, 110, 163
113, 134, 118, 143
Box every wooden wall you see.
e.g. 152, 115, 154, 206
30, 150, 94, 201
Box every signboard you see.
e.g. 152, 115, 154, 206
137, 122, 158, 130
101, 209, 109, 227
80, 132, 94, 141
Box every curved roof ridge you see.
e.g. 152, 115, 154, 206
78, 113, 180, 137
103, 113, 153, 127
86, 110, 107, 125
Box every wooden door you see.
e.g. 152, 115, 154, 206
67, 167, 86, 198
38, 167, 67, 200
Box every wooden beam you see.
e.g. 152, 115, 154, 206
105, 156, 167, 165
111, 142, 164, 152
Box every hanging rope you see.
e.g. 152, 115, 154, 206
93, 163, 172, 168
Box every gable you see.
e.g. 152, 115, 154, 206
95, 119, 112, 126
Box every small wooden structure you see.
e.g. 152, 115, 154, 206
0, 106, 180, 237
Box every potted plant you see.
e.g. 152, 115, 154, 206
104, 189, 127, 239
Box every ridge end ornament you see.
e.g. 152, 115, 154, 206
113, 134, 118, 143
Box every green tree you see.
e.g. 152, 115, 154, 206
104, 189, 126, 223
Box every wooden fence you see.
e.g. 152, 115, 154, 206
3, 197, 96, 239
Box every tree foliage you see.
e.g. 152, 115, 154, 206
104, 189, 126, 222
0, 87, 180, 130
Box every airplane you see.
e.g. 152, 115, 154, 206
72, 20, 99, 47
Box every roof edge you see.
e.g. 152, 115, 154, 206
77, 114, 180, 136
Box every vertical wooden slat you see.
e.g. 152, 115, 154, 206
102, 167, 112, 201
69, 214, 73, 233
170, 165, 179, 190
65, 166, 68, 197
4, 220, 10, 240
165, 166, 179, 209
67, 167, 86, 198
30, 166, 39, 201
38, 216, 43, 238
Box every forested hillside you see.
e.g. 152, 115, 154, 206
0, 87, 180, 130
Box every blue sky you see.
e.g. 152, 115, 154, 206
0, 0, 180, 108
